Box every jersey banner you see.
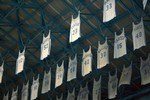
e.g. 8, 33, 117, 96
103, 0, 116, 22
69, 11, 81, 43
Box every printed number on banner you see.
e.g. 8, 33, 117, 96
45, 79, 49, 85
101, 51, 106, 58
136, 32, 142, 38
19, 58, 23, 63
58, 74, 62, 79
106, 3, 112, 11
72, 28, 77, 35
34, 85, 37, 90
117, 43, 122, 49
44, 43, 48, 50
84, 59, 89, 65
70, 67, 75, 73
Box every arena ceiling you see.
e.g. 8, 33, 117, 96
0, 0, 150, 99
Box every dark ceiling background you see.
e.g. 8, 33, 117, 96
0, 0, 150, 100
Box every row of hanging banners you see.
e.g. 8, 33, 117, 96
2, 53, 150, 100
2, 15, 146, 81
0, 0, 149, 99
0, 0, 148, 81
1, 18, 149, 99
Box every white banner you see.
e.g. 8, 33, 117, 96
118, 64, 132, 87
21, 81, 29, 100
82, 46, 92, 76
67, 54, 77, 81
108, 70, 118, 99
69, 11, 81, 43
97, 37, 109, 68
30, 75, 39, 100
55, 61, 64, 88
11, 87, 18, 100
103, 0, 116, 22
132, 18, 146, 50
16, 47, 25, 74
41, 69, 51, 94
93, 77, 101, 100
77, 83, 89, 100
3, 92, 9, 100
143, 0, 148, 9
40, 30, 51, 60
114, 28, 127, 58
0, 62, 4, 83
67, 89, 75, 100
140, 54, 150, 85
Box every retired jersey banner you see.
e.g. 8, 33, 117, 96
132, 18, 146, 50
55, 61, 64, 88
82, 46, 92, 76
21, 81, 29, 100
16, 47, 25, 74
31, 75, 39, 100
69, 11, 81, 42
108, 70, 118, 99
140, 54, 150, 85
41, 31, 51, 60
67, 54, 77, 81
118, 64, 132, 87
67, 89, 75, 100
0, 62, 4, 83
11, 87, 18, 100
103, 0, 116, 22
143, 0, 148, 9
93, 77, 101, 100
114, 28, 127, 58
97, 38, 109, 68
41, 69, 51, 94
77, 83, 89, 100
3, 92, 9, 100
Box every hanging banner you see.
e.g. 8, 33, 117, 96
143, 0, 148, 9
3, 92, 9, 100
0, 62, 4, 83
11, 87, 18, 100
114, 28, 127, 58
30, 75, 39, 100
93, 77, 101, 100
69, 11, 81, 43
55, 61, 64, 88
140, 54, 150, 85
103, 0, 116, 22
108, 70, 118, 99
82, 46, 92, 76
40, 30, 51, 60
77, 83, 89, 100
97, 37, 109, 68
21, 81, 29, 100
16, 47, 25, 74
118, 64, 132, 87
132, 18, 146, 50
41, 69, 51, 94
67, 89, 75, 100
67, 54, 77, 81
